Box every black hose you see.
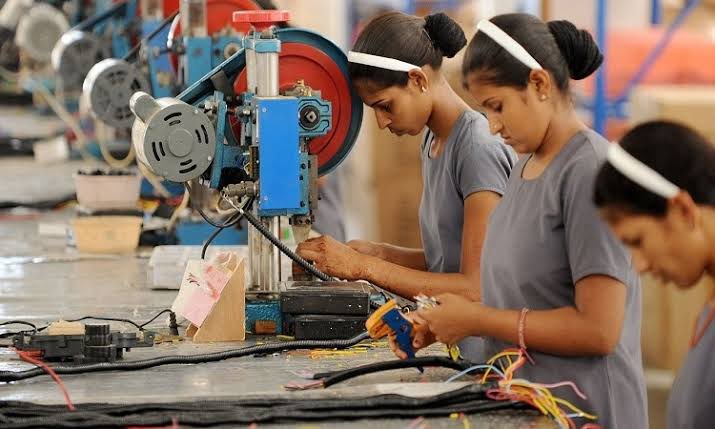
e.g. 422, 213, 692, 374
0, 332, 369, 382
313, 356, 478, 388
238, 205, 335, 282
123, 9, 180, 62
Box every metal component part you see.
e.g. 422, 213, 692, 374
247, 213, 279, 292
51, 30, 110, 90
223, 181, 257, 199
299, 105, 319, 129
281, 281, 372, 316
255, 51, 278, 96
130, 91, 216, 182
83, 58, 151, 129
245, 43, 257, 93
223, 41, 241, 59
14, 3, 69, 63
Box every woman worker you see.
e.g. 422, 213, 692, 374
296, 10, 517, 358
594, 120, 715, 429
391, 13, 647, 428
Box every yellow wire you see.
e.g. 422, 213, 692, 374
482, 350, 521, 383
483, 349, 598, 427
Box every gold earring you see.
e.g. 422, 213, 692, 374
540, 94, 547, 101
421, 86, 427, 93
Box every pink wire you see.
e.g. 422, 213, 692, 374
537, 381, 588, 400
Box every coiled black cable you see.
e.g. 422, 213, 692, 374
0, 332, 369, 382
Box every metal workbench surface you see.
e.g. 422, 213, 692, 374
0, 157, 555, 428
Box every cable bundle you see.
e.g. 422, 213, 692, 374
471, 349, 598, 429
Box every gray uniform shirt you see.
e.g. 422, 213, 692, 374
313, 173, 346, 242
481, 130, 647, 428
667, 304, 715, 429
419, 110, 517, 360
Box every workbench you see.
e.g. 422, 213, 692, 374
0, 156, 555, 428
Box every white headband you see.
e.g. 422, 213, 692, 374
476, 19, 543, 70
347, 51, 420, 72
607, 143, 679, 199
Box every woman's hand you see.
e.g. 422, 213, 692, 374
387, 312, 437, 360
296, 235, 368, 280
418, 293, 481, 345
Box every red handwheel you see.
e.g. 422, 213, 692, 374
233, 43, 356, 175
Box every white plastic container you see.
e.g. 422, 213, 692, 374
73, 171, 141, 210
72, 216, 142, 254
33, 136, 69, 164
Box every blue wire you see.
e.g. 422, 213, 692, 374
445, 365, 506, 383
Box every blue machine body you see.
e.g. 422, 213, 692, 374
183, 36, 243, 87
255, 97, 307, 217
245, 300, 283, 335
170, 28, 364, 334
182, 37, 214, 85
143, 19, 174, 98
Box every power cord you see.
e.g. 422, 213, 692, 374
0, 309, 178, 340
200, 197, 253, 260
0, 332, 370, 382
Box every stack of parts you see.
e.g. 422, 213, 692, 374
280, 281, 375, 340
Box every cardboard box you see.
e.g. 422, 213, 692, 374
641, 275, 714, 371
663, 2, 715, 35
630, 85, 715, 143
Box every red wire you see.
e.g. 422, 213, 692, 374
14, 349, 76, 411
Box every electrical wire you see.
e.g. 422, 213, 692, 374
0, 332, 370, 382
200, 197, 253, 259
14, 349, 75, 411
0, 309, 176, 340
0, 321, 37, 333
184, 183, 244, 229
445, 365, 507, 384
123, 10, 180, 62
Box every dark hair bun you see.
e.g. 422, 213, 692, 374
424, 12, 466, 58
547, 20, 603, 80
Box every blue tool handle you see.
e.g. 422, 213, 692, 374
382, 308, 416, 359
